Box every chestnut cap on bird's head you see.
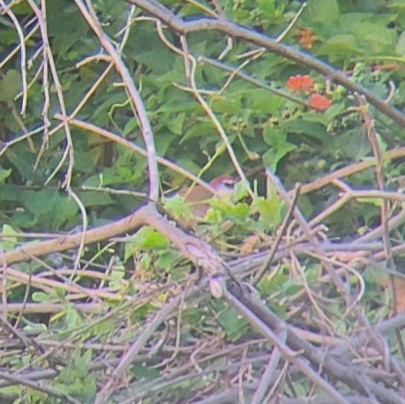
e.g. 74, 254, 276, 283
209, 175, 235, 196
210, 174, 234, 189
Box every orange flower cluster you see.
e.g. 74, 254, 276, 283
287, 74, 331, 112
286, 75, 314, 93
308, 93, 331, 111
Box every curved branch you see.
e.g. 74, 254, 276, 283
75, 0, 160, 201
2, 204, 226, 278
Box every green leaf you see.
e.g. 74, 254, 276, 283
5, 149, 40, 183
123, 118, 139, 135
23, 321, 48, 335
131, 363, 160, 381
396, 31, 405, 56
131, 226, 170, 250
221, 201, 250, 220
32, 292, 52, 302
73, 147, 103, 174
246, 88, 284, 114
255, 192, 284, 230
356, 197, 382, 206
23, 190, 79, 229
156, 250, 178, 271
349, 22, 396, 55
317, 35, 363, 61
47, 2, 90, 56
306, 0, 339, 23
233, 180, 250, 202
286, 119, 328, 142
167, 112, 186, 135
218, 308, 250, 342
0, 70, 21, 102
78, 191, 115, 208
126, 25, 175, 73
263, 126, 297, 172
164, 194, 193, 220
0, 167, 11, 183
0, 224, 19, 250
258, 265, 289, 296
257, 0, 276, 15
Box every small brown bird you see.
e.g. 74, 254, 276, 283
178, 175, 235, 218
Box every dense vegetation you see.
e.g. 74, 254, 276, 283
0, 0, 404, 402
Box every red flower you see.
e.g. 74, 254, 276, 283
309, 93, 331, 111
287, 75, 314, 92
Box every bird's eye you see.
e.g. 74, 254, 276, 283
210, 175, 235, 190
222, 180, 234, 189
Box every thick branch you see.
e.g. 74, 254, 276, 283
2, 204, 225, 277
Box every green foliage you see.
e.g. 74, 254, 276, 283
54, 349, 97, 402
0, 0, 403, 402
217, 307, 250, 342
0, 224, 18, 250
0, 70, 21, 102
163, 194, 193, 221
130, 227, 170, 250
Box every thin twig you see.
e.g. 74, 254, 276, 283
276, 2, 307, 42
0, 0, 28, 114
253, 183, 301, 285
94, 292, 186, 403
0, 371, 80, 404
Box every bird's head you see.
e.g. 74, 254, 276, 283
209, 175, 235, 198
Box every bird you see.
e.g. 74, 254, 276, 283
178, 175, 235, 219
